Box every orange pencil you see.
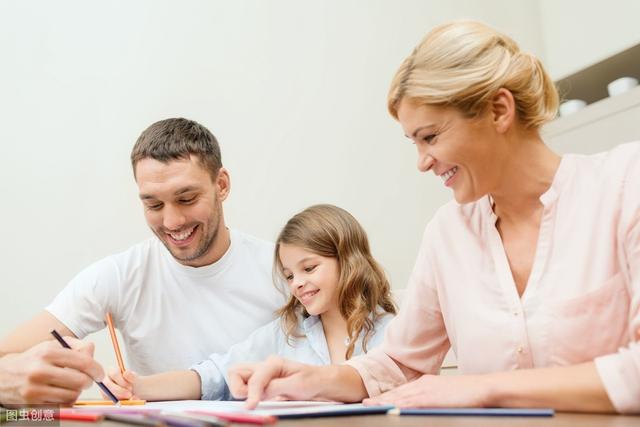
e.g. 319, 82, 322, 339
106, 312, 126, 374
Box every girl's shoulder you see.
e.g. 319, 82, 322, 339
373, 311, 395, 331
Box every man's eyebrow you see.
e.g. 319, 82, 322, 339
139, 186, 200, 200
407, 124, 437, 138
174, 186, 200, 196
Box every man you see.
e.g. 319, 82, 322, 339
0, 118, 284, 404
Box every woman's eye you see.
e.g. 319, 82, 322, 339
423, 134, 438, 144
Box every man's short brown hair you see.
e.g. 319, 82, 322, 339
131, 118, 222, 181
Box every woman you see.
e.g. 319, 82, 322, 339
228, 21, 640, 414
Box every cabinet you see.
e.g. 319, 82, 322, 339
542, 43, 640, 153
543, 85, 640, 153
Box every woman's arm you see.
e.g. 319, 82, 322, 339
489, 362, 614, 412
364, 362, 615, 413
228, 357, 368, 409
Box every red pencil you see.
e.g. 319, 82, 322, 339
56, 410, 104, 422
188, 410, 276, 425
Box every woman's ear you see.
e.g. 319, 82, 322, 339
490, 88, 516, 134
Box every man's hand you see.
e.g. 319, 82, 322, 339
0, 337, 104, 404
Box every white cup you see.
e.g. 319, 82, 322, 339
607, 77, 639, 97
559, 99, 587, 117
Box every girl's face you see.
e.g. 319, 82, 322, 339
397, 98, 506, 204
279, 243, 340, 317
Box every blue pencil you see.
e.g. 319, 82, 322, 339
50, 329, 120, 405
388, 407, 554, 417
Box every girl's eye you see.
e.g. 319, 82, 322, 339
285, 274, 293, 281
304, 265, 317, 273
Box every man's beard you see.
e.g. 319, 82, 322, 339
156, 214, 220, 265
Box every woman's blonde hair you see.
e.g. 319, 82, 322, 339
274, 204, 397, 360
388, 20, 558, 129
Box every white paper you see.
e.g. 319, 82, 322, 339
72, 399, 344, 416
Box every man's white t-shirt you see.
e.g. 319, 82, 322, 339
46, 229, 285, 374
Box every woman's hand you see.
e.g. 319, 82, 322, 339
228, 356, 323, 409
101, 368, 140, 400
363, 374, 491, 408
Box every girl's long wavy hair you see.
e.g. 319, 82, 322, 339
274, 204, 397, 359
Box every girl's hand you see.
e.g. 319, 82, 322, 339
102, 368, 140, 400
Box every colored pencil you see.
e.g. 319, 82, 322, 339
105, 413, 162, 426
106, 312, 126, 375
50, 329, 120, 405
189, 410, 276, 425
388, 407, 555, 416
163, 411, 227, 427
74, 399, 146, 406
145, 413, 210, 427
57, 410, 104, 422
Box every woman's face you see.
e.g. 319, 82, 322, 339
397, 99, 506, 204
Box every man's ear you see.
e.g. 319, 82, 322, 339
215, 167, 231, 201
490, 88, 516, 134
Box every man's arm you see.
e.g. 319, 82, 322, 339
0, 311, 76, 357
0, 336, 104, 405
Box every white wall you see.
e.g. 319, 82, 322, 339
538, 0, 640, 79
0, 0, 545, 390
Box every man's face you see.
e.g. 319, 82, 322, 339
135, 155, 229, 267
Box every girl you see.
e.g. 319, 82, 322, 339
105, 204, 396, 400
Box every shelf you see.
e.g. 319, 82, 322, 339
555, 43, 640, 105
543, 84, 640, 139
